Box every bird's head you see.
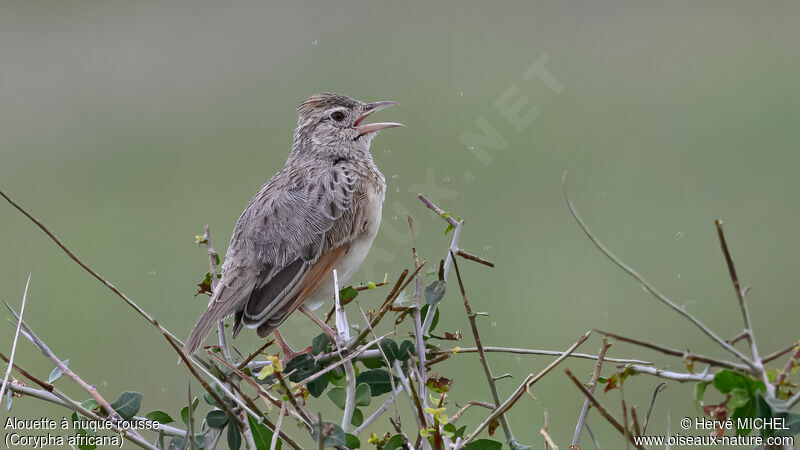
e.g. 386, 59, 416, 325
293, 93, 403, 156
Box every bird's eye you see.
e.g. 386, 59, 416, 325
330, 111, 346, 122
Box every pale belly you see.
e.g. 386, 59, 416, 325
305, 190, 383, 309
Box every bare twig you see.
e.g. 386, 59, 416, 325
418, 193, 458, 227
236, 340, 275, 371
352, 385, 404, 435
332, 270, 357, 432
0, 350, 53, 392
631, 406, 642, 438
584, 423, 601, 450
5, 383, 161, 449
206, 352, 305, 449
394, 359, 427, 430
1, 274, 30, 400
643, 383, 667, 433
0, 189, 184, 345
418, 194, 462, 334
354, 301, 402, 426
203, 225, 231, 363
715, 220, 774, 395
572, 337, 611, 447
9, 383, 184, 436
324, 281, 390, 323
773, 342, 800, 389
208, 351, 281, 409
275, 371, 315, 426
619, 370, 630, 450
788, 390, 800, 409
461, 331, 591, 448
0, 190, 255, 419
629, 365, 713, 383
764, 343, 798, 364
271, 402, 287, 450
562, 173, 756, 372
408, 215, 428, 399
541, 410, 555, 450
349, 263, 427, 350
163, 330, 245, 429
564, 368, 643, 449
435, 346, 651, 365
450, 401, 495, 424
596, 330, 751, 373
455, 250, 495, 268
450, 250, 515, 445
187, 384, 196, 450
6, 302, 128, 425
296, 333, 389, 389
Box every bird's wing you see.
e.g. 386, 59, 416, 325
223, 162, 362, 335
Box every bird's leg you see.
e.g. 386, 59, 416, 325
273, 330, 311, 364
299, 304, 338, 340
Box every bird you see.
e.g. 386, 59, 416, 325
182, 92, 403, 356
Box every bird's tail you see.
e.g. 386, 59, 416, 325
182, 298, 231, 356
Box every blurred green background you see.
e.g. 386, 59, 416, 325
2, 1, 799, 448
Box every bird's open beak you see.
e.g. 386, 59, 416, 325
353, 101, 404, 138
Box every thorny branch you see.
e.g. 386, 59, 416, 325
449, 250, 516, 446
0, 274, 30, 400
572, 337, 611, 447
561, 174, 757, 371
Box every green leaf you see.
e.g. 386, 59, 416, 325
145, 410, 175, 424
312, 333, 331, 355
463, 439, 503, 450
728, 387, 751, 410
379, 338, 400, 363
285, 354, 322, 382
360, 358, 385, 369
397, 340, 415, 361
203, 382, 234, 408
755, 391, 800, 437
713, 369, 742, 393
339, 286, 359, 303
72, 412, 96, 450
731, 398, 757, 436
454, 425, 467, 438
713, 369, 765, 394
357, 369, 394, 396
327, 387, 347, 410
248, 414, 280, 449
383, 434, 404, 450
355, 383, 371, 407
344, 432, 361, 449
110, 391, 142, 421
180, 397, 199, 425
424, 280, 446, 307
693, 381, 710, 412
311, 421, 346, 447
350, 408, 363, 427
308, 375, 329, 398
48, 360, 69, 383
206, 410, 228, 428
444, 223, 455, 234
227, 420, 242, 450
